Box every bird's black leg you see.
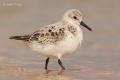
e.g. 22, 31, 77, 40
58, 59, 65, 70
45, 57, 49, 70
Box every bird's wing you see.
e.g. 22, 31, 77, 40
29, 24, 65, 44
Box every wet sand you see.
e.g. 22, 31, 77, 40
0, 0, 120, 80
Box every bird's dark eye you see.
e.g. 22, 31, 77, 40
73, 16, 77, 20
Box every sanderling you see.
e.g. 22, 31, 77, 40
9, 9, 92, 71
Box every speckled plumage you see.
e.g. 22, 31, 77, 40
10, 9, 85, 58
29, 23, 66, 44
9, 9, 92, 70
29, 22, 78, 45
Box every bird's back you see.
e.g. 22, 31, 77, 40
29, 22, 83, 58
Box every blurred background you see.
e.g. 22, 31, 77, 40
0, 0, 120, 80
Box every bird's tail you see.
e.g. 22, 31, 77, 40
9, 35, 30, 41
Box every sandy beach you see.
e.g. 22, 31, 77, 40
0, 0, 120, 80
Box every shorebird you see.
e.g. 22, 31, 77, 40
9, 9, 92, 71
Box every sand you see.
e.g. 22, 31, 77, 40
0, 0, 120, 80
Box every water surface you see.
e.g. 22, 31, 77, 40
0, 0, 120, 80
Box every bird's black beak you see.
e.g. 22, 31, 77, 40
80, 21, 92, 31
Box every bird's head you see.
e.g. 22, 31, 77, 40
63, 9, 92, 31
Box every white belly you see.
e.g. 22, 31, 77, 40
30, 30, 83, 58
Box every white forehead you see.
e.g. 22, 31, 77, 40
64, 9, 82, 17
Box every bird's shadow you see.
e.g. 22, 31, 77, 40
45, 67, 80, 75
45, 69, 65, 75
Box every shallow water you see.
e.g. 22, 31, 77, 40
0, 0, 120, 80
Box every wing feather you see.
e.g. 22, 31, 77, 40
29, 24, 65, 44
